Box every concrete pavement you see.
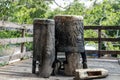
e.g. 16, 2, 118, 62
0, 58, 120, 80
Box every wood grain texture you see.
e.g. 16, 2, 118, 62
0, 21, 32, 30
55, 15, 85, 52
54, 15, 84, 75
64, 53, 81, 76
33, 19, 55, 78
0, 37, 33, 45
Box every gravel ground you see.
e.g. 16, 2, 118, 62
0, 58, 120, 80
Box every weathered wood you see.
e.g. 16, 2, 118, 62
84, 26, 120, 30
84, 26, 120, 58
64, 53, 81, 76
0, 21, 33, 30
98, 29, 102, 57
74, 68, 108, 80
21, 29, 25, 53
55, 15, 84, 52
33, 19, 55, 78
0, 21, 22, 29
85, 38, 120, 41
54, 15, 86, 75
0, 37, 33, 45
86, 50, 120, 54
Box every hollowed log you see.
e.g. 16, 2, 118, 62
33, 19, 55, 78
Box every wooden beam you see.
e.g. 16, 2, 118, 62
74, 68, 108, 80
84, 26, 120, 30
21, 29, 25, 53
0, 21, 33, 30
85, 38, 120, 42
0, 37, 33, 45
98, 29, 102, 57
85, 50, 120, 54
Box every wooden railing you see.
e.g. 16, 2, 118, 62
0, 21, 33, 64
84, 26, 120, 58
0, 21, 120, 63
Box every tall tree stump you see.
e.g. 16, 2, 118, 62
33, 19, 55, 78
54, 15, 85, 76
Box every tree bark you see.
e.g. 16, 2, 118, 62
55, 15, 84, 52
54, 15, 85, 76
33, 19, 55, 78
64, 53, 81, 76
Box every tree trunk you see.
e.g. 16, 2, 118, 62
33, 19, 55, 78
64, 53, 81, 76
54, 15, 85, 76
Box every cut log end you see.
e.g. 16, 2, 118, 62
74, 68, 108, 80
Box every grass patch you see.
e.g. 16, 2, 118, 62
0, 62, 8, 67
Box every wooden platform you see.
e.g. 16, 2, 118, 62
0, 58, 120, 80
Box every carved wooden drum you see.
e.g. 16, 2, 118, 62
55, 15, 85, 52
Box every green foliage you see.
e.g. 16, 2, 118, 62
0, 0, 13, 21
64, 1, 84, 15
0, 0, 49, 24
46, 8, 64, 19
0, 0, 49, 51
0, 30, 21, 38
0, 62, 7, 67
0, 0, 120, 51
25, 42, 33, 51
84, 30, 98, 38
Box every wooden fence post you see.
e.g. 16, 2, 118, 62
33, 19, 55, 78
54, 15, 85, 76
98, 28, 101, 58
21, 28, 25, 53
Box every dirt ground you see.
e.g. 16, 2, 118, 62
0, 58, 120, 80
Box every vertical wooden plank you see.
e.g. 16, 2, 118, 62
98, 28, 101, 58
21, 28, 25, 53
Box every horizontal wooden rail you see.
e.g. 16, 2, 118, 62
0, 21, 33, 30
0, 37, 33, 45
84, 26, 120, 57
0, 21, 120, 59
85, 38, 120, 42
0, 51, 32, 64
86, 50, 120, 54
84, 26, 120, 30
